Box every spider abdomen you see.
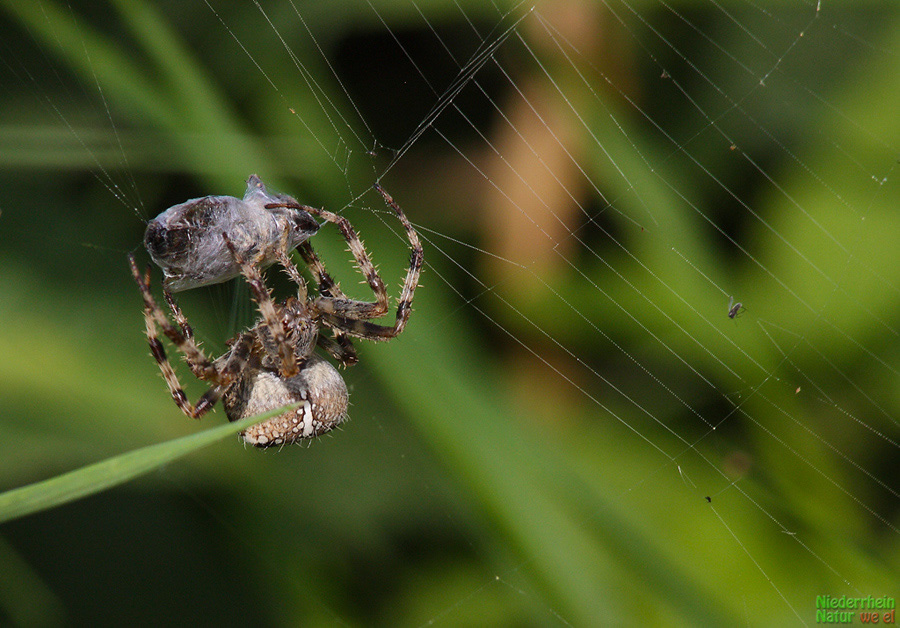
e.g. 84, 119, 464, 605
224, 355, 348, 447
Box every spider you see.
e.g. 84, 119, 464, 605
129, 181, 422, 447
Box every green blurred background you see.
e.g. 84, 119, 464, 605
0, 0, 898, 625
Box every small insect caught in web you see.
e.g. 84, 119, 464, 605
727, 296, 745, 319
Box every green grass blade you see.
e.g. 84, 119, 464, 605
0, 404, 298, 524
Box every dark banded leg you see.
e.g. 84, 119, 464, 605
151, 332, 252, 420
276, 250, 308, 301
295, 243, 344, 299
265, 203, 390, 320
266, 184, 421, 342
289, 243, 359, 367
140, 306, 221, 418
128, 256, 223, 419
371, 183, 423, 335
215, 332, 255, 387
317, 332, 359, 367
319, 185, 422, 340
164, 290, 194, 340
129, 255, 221, 383
223, 235, 299, 378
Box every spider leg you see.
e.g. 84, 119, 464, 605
277, 242, 359, 366
265, 202, 390, 320
295, 242, 345, 300
319, 184, 422, 340
317, 332, 359, 367
274, 246, 360, 365
129, 255, 223, 383
371, 183, 423, 335
265, 184, 422, 341
128, 255, 228, 418
217, 331, 257, 383
164, 289, 194, 340
319, 314, 410, 341
173, 332, 256, 419
222, 234, 299, 378
275, 250, 308, 301
142, 308, 221, 418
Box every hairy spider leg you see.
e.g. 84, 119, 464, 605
129, 254, 226, 418
274, 250, 308, 301
130, 255, 218, 377
275, 246, 357, 366
318, 184, 423, 340
295, 243, 339, 298
264, 183, 421, 342
264, 202, 390, 321
163, 269, 257, 383
370, 183, 423, 337
314, 332, 359, 367
164, 290, 194, 340
288, 243, 358, 366
266, 195, 409, 361
222, 234, 299, 379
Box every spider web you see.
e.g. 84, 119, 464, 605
0, 0, 898, 625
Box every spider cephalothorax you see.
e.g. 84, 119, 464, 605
129, 178, 422, 447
